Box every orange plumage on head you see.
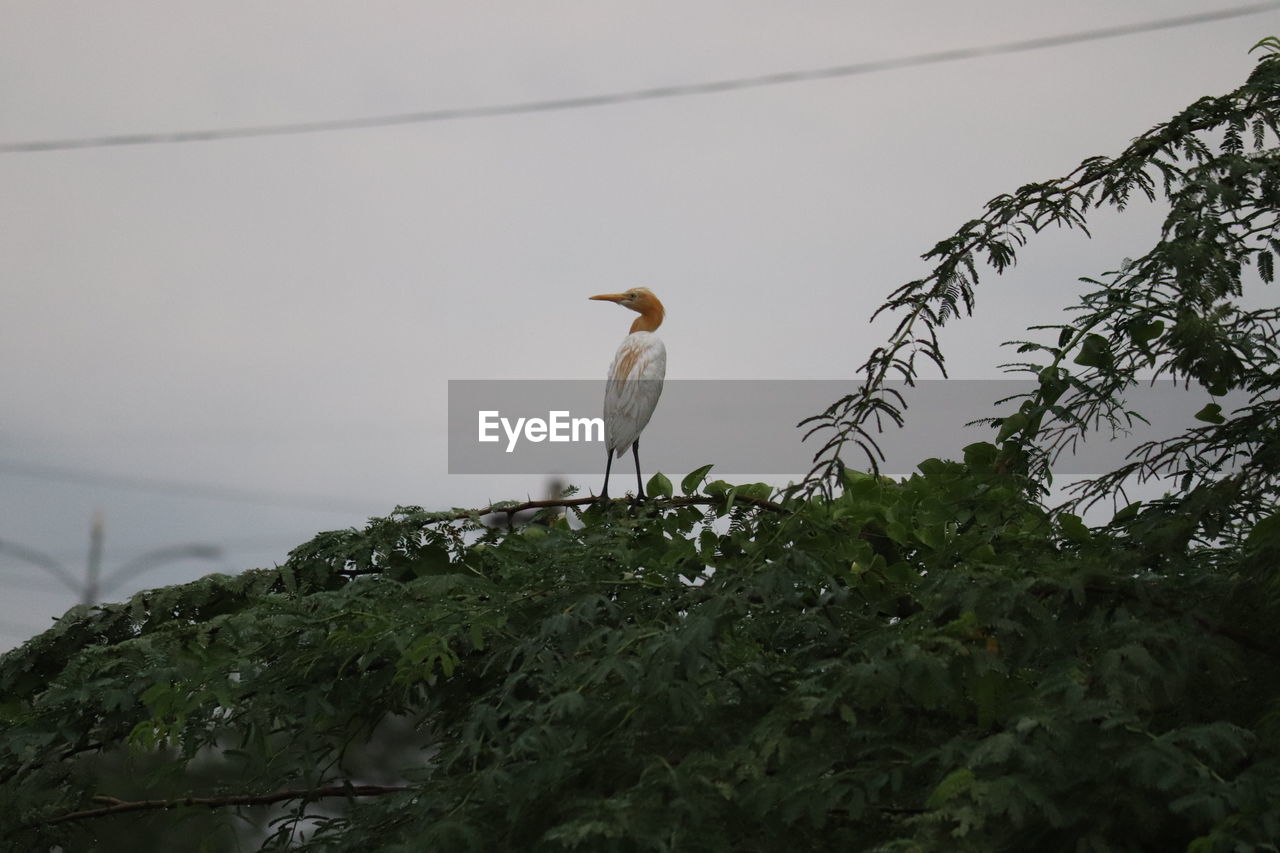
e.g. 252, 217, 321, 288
589, 288, 665, 333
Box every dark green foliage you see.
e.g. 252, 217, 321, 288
5, 42, 1280, 853
3, 460, 1278, 851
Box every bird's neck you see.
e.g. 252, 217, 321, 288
629, 302, 664, 334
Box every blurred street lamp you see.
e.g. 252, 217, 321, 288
0, 512, 222, 606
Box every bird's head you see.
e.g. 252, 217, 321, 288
590, 287, 664, 332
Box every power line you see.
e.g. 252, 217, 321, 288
4, 3, 1278, 154
0, 458, 375, 514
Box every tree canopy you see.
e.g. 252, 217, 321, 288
4, 43, 1280, 853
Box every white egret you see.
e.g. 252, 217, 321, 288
589, 288, 667, 500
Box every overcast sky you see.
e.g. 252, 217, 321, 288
2, 1, 1276, 647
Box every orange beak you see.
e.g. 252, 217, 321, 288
589, 293, 628, 303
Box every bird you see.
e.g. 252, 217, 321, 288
589, 288, 667, 501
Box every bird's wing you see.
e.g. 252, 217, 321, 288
604, 333, 667, 457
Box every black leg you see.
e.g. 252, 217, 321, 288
632, 439, 645, 499
600, 450, 613, 501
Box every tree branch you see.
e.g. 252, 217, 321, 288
463, 493, 790, 520
37, 783, 413, 827
799, 75, 1280, 490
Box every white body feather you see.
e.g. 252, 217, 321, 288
603, 331, 667, 458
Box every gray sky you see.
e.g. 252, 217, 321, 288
2, 1, 1276, 647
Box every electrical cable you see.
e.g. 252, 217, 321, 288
3, 3, 1277, 154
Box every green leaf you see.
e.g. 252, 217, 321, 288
963, 442, 998, 468
1246, 512, 1280, 552
1073, 333, 1112, 368
704, 479, 733, 498
1058, 513, 1090, 544
1193, 402, 1225, 424
942, 610, 981, 637
927, 768, 976, 809
410, 543, 454, 577
646, 472, 674, 500
916, 523, 946, 550
698, 528, 719, 559
916, 457, 948, 478
1187, 838, 1216, 853
736, 482, 773, 502
996, 412, 1029, 442
1111, 501, 1142, 523
680, 464, 715, 496
1037, 366, 1068, 404
1129, 319, 1164, 344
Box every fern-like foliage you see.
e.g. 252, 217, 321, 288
801, 41, 1280, 531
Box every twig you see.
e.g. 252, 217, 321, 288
461, 494, 790, 521
37, 783, 412, 827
